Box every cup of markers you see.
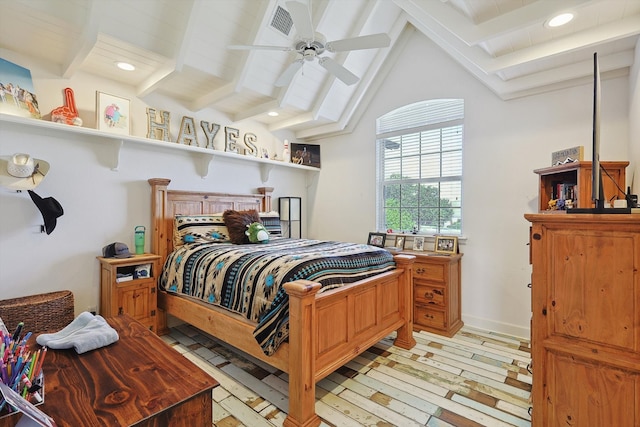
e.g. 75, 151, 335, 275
0, 321, 46, 417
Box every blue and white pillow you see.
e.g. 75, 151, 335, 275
174, 214, 230, 247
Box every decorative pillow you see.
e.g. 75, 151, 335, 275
223, 209, 261, 244
174, 214, 229, 247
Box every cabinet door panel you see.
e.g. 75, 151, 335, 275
118, 284, 151, 319
549, 231, 636, 351
546, 351, 639, 427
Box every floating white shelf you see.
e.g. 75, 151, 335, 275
0, 113, 319, 182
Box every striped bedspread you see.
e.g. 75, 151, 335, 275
159, 238, 395, 355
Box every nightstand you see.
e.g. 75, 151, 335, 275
97, 254, 161, 333
402, 251, 463, 337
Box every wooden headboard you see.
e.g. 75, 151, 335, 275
148, 178, 272, 263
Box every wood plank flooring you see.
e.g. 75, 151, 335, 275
161, 325, 532, 427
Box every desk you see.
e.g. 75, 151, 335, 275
0, 315, 218, 427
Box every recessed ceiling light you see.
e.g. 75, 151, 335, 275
267, 111, 279, 117
546, 12, 574, 28
116, 62, 136, 71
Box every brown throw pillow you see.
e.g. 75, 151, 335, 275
223, 209, 261, 244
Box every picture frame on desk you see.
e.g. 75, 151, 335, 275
435, 236, 458, 254
412, 236, 425, 251
367, 232, 386, 248
394, 236, 405, 250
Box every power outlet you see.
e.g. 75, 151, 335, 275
88, 306, 97, 315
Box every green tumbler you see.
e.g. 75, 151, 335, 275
134, 226, 145, 254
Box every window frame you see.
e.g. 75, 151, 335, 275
376, 100, 463, 236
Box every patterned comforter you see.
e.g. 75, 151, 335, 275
160, 238, 395, 355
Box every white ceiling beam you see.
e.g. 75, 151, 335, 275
233, 99, 281, 122
136, 0, 199, 97
400, 0, 594, 46
62, 0, 102, 78
487, 16, 640, 73
190, 83, 237, 111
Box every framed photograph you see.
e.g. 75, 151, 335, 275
96, 91, 130, 135
367, 232, 386, 248
394, 236, 405, 250
413, 236, 425, 251
0, 57, 41, 119
290, 143, 321, 168
435, 236, 458, 254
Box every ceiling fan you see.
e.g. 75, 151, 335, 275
229, 1, 391, 87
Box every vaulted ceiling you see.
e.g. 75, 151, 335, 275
1, 0, 638, 140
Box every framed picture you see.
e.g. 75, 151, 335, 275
96, 91, 130, 135
394, 236, 405, 249
367, 232, 386, 248
435, 236, 458, 254
0, 57, 41, 119
413, 236, 425, 251
290, 143, 321, 168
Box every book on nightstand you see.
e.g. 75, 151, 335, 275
115, 274, 133, 283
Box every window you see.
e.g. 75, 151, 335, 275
376, 99, 463, 235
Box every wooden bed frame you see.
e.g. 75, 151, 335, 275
148, 178, 416, 427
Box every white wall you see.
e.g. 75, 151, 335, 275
308, 32, 631, 338
0, 70, 307, 314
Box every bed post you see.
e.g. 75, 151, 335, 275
148, 178, 171, 334
392, 254, 416, 349
258, 186, 273, 212
283, 280, 322, 427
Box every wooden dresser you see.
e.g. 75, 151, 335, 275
525, 213, 640, 426
403, 251, 463, 337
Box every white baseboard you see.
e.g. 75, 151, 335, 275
462, 314, 530, 340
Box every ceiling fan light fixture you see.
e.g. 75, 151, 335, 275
546, 12, 574, 28
267, 111, 279, 117
116, 61, 136, 71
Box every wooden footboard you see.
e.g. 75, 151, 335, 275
157, 254, 414, 427
148, 178, 416, 427
285, 254, 415, 427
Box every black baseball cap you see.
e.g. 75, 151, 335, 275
102, 242, 132, 258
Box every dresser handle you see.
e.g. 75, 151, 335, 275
425, 292, 434, 299
416, 268, 425, 274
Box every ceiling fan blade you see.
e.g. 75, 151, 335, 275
318, 57, 359, 86
325, 33, 390, 52
275, 60, 304, 87
228, 45, 293, 52
286, 1, 314, 41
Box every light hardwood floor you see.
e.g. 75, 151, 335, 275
161, 324, 532, 427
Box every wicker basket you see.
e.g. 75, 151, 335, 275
0, 290, 75, 334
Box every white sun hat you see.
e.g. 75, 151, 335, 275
0, 153, 50, 190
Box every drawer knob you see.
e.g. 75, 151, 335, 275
416, 268, 425, 274
425, 292, 434, 299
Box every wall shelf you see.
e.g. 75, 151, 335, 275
0, 113, 319, 181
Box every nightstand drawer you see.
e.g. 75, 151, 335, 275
415, 284, 445, 306
413, 262, 445, 282
414, 305, 446, 329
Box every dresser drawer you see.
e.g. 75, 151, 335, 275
414, 305, 446, 329
415, 284, 445, 307
413, 262, 445, 283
